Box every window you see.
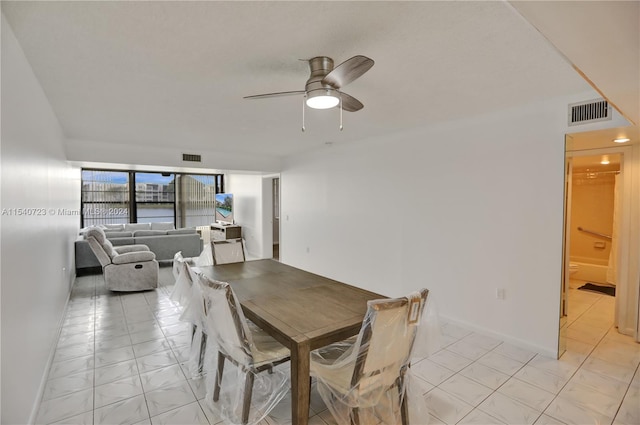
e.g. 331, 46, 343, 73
81, 170, 131, 226
135, 172, 175, 224
81, 169, 224, 227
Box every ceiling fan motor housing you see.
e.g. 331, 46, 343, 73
306, 56, 338, 98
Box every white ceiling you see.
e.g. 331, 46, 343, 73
2, 1, 636, 160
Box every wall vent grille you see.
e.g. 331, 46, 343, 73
182, 153, 202, 162
568, 99, 611, 126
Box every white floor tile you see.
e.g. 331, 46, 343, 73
411, 359, 455, 386
42, 369, 94, 401
514, 365, 570, 394
94, 375, 144, 409
545, 396, 612, 425
95, 358, 139, 386
48, 354, 94, 380
477, 351, 525, 376
136, 348, 178, 374
35, 388, 93, 425
150, 402, 209, 425
140, 363, 187, 392
493, 342, 537, 364
423, 388, 474, 424
478, 392, 541, 425
438, 374, 493, 407
145, 380, 197, 417
94, 394, 150, 425
558, 380, 622, 419
428, 349, 474, 372
458, 408, 507, 424
498, 378, 555, 411
459, 362, 510, 390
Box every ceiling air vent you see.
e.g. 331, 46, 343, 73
182, 153, 201, 162
568, 98, 611, 126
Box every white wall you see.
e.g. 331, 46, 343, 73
226, 174, 267, 259
280, 91, 618, 356
1, 15, 80, 424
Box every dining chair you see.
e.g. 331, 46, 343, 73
170, 254, 208, 377
310, 289, 429, 425
196, 273, 290, 425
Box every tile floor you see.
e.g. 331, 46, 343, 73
36, 270, 639, 425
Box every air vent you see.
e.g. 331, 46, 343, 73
568, 99, 611, 126
182, 153, 201, 162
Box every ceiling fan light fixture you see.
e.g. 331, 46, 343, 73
306, 90, 339, 109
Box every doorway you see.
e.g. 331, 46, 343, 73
272, 177, 280, 261
559, 140, 637, 359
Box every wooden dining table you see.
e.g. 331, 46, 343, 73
198, 259, 383, 425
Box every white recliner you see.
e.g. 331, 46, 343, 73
85, 227, 158, 291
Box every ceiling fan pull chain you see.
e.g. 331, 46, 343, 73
302, 95, 306, 132
339, 95, 343, 131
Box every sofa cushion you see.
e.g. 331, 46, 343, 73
105, 231, 134, 238
85, 227, 107, 244
103, 224, 125, 231
101, 238, 118, 259
124, 223, 152, 232
167, 228, 197, 235
134, 230, 167, 237
151, 222, 175, 231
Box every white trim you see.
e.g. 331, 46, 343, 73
27, 286, 74, 425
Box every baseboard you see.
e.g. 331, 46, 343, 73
439, 314, 559, 359
27, 283, 74, 425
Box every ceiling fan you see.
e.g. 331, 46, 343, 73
244, 55, 374, 115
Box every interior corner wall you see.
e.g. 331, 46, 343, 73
1, 15, 80, 424
226, 174, 266, 260
280, 94, 605, 356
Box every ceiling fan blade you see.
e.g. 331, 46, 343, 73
244, 90, 305, 100
338, 91, 364, 112
322, 55, 374, 89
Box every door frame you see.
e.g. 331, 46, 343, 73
563, 144, 635, 340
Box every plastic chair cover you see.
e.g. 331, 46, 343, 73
170, 252, 193, 307
310, 289, 440, 425
196, 276, 289, 425
195, 242, 214, 266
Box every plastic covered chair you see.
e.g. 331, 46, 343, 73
196, 273, 290, 425
170, 253, 208, 377
310, 289, 431, 425
85, 227, 158, 291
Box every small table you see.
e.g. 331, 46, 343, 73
198, 259, 383, 425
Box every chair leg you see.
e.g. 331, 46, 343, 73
399, 378, 409, 425
213, 352, 225, 402
197, 333, 207, 375
241, 371, 255, 425
350, 407, 360, 425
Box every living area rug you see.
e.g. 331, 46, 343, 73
578, 283, 615, 297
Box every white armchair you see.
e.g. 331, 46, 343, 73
85, 227, 158, 291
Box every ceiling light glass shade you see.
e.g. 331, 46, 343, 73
614, 138, 630, 143
600, 155, 610, 165
306, 91, 339, 109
